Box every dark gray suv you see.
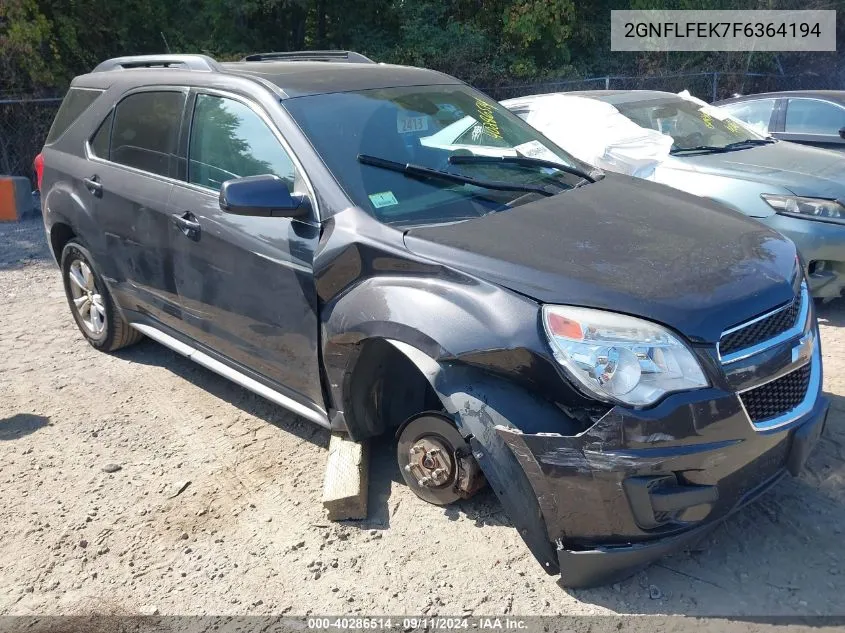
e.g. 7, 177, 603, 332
38, 52, 828, 587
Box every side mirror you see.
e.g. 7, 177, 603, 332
219, 175, 309, 218
839, 127, 845, 140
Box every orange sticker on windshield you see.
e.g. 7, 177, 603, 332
475, 99, 503, 140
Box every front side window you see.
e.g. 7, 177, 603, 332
720, 99, 776, 135
785, 98, 845, 135
613, 97, 764, 153
110, 91, 186, 177
188, 94, 296, 192
283, 85, 589, 227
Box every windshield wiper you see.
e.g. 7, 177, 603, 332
724, 138, 777, 148
357, 154, 556, 197
448, 154, 599, 183
670, 138, 777, 155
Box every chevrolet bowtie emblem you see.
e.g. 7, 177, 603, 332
792, 331, 815, 365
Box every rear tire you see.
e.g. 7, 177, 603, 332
60, 240, 143, 352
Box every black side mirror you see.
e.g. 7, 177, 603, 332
838, 127, 845, 140
219, 174, 309, 218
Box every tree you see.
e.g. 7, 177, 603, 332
0, 0, 54, 93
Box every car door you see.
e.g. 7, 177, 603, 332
779, 97, 845, 151
167, 89, 325, 412
86, 88, 187, 329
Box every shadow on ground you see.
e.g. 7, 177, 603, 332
817, 298, 845, 327
113, 338, 408, 531
0, 413, 50, 440
113, 338, 329, 450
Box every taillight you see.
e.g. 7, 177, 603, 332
34, 153, 44, 191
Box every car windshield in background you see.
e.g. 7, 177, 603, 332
612, 97, 767, 155
284, 85, 589, 227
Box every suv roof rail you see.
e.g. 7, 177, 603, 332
240, 50, 375, 64
92, 54, 221, 73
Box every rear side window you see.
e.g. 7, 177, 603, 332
111, 91, 186, 177
46, 88, 104, 144
785, 98, 845, 135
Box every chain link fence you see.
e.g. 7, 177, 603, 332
1, 71, 841, 183
0, 96, 62, 186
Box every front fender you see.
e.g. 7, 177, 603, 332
320, 272, 604, 434
320, 271, 556, 414
386, 340, 574, 574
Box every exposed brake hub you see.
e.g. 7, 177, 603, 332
397, 413, 487, 505
405, 437, 454, 487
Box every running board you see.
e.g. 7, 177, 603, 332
130, 323, 330, 428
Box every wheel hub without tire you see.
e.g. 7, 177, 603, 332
405, 436, 455, 488
397, 413, 487, 505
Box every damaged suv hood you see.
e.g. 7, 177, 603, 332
404, 175, 797, 344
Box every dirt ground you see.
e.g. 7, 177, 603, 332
2, 216, 845, 618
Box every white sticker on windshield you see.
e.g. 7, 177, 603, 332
514, 140, 559, 162
369, 191, 399, 209
397, 116, 429, 134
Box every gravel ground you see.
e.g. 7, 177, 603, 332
1, 217, 844, 618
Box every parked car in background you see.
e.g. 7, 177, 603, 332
503, 91, 845, 301
39, 56, 828, 588
716, 91, 845, 152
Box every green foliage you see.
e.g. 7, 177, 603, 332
502, 0, 575, 75
2, 0, 841, 96
0, 0, 55, 92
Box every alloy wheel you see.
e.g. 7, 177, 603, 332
68, 259, 106, 336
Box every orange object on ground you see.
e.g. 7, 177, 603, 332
0, 178, 17, 221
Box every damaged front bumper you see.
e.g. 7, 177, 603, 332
498, 378, 829, 588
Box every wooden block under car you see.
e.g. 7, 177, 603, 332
0, 177, 34, 222
322, 433, 369, 520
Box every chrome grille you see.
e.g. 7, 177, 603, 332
720, 296, 800, 357
740, 364, 812, 425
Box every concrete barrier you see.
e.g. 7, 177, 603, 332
0, 177, 37, 222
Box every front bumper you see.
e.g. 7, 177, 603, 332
759, 213, 845, 300
498, 376, 829, 588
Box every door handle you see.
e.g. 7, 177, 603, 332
171, 212, 201, 240
83, 176, 103, 198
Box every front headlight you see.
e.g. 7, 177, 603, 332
762, 194, 845, 225
542, 305, 709, 407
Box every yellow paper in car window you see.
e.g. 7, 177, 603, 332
369, 191, 399, 208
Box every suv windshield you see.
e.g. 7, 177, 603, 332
612, 96, 766, 154
284, 85, 590, 226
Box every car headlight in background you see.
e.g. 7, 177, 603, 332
762, 194, 845, 225
542, 306, 709, 407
